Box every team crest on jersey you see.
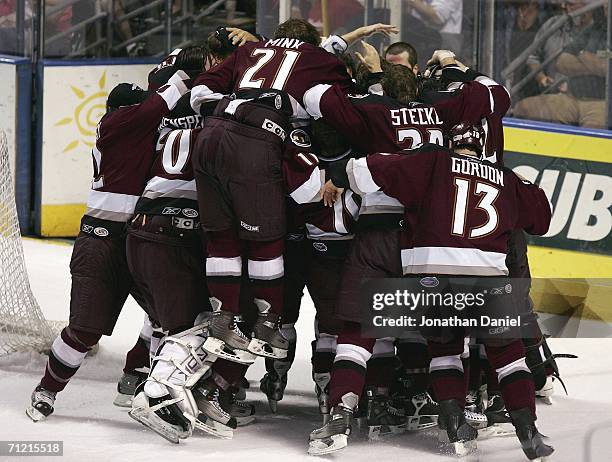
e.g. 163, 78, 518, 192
182, 208, 199, 218
312, 242, 328, 252
94, 227, 109, 237
419, 277, 439, 288
162, 207, 181, 215
290, 129, 311, 148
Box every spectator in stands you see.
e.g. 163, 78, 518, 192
384, 41, 419, 75
513, 0, 607, 128
406, 0, 463, 52
502, 0, 548, 100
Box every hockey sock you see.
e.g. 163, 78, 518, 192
212, 359, 249, 391
206, 231, 242, 315
396, 339, 430, 396
311, 333, 337, 374
428, 339, 467, 405
486, 341, 535, 415
41, 326, 101, 393
247, 239, 284, 316
329, 324, 375, 407
123, 316, 154, 373
365, 338, 396, 389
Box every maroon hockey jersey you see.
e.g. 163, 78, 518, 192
347, 147, 551, 276
85, 72, 190, 226
303, 78, 510, 155
298, 189, 360, 241
134, 126, 202, 219
190, 39, 353, 119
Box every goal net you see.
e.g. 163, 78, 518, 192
0, 129, 56, 355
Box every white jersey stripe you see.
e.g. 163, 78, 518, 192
401, 246, 508, 276
290, 168, 323, 204
206, 257, 242, 277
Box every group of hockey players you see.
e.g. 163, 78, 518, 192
26, 18, 573, 461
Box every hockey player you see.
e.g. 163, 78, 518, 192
26, 72, 191, 423
313, 125, 554, 461
260, 122, 357, 417
126, 92, 254, 441
190, 18, 353, 362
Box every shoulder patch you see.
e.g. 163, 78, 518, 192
290, 129, 311, 148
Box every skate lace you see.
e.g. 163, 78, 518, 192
464, 409, 486, 420
466, 390, 479, 404
231, 318, 250, 341
210, 389, 231, 418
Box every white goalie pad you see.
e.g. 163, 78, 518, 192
143, 323, 218, 428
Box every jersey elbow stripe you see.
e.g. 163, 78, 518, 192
289, 168, 323, 204
303, 84, 331, 119
347, 157, 380, 196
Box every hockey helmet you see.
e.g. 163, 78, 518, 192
450, 122, 485, 155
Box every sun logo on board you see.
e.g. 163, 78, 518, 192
54, 71, 108, 153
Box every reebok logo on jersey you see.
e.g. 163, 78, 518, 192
162, 207, 181, 215
262, 119, 286, 140
240, 221, 260, 232
313, 242, 328, 252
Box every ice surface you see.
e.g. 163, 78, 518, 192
0, 238, 611, 461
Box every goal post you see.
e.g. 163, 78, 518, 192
0, 129, 56, 355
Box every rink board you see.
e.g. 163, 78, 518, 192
0, 55, 32, 232
34, 58, 159, 238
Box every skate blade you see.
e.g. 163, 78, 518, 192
128, 407, 181, 444
268, 399, 279, 413
368, 423, 407, 440
478, 423, 515, 439
113, 392, 134, 408
25, 406, 48, 422
248, 338, 288, 359
308, 434, 348, 456
194, 416, 234, 439
536, 396, 553, 405
235, 415, 255, 426
407, 416, 438, 431
203, 337, 255, 365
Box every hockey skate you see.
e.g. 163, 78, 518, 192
364, 387, 407, 440
26, 384, 56, 422
260, 370, 287, 413
129, 391, 191, 444
535, 376, 555, 405
114, 369, 148, 407
464, 408, 488, 430
509, 408, 554, 461
248, 299, 289, 359
437, 399, 479, 457
204, 303, 257, 365
478, 393, 515, 438
402, 392, 439, 431
192, 381, 237, 439
130, 324, 217, 443
219, 388, 255, 426
313, 372, 331, 423
308, 404, 353, 455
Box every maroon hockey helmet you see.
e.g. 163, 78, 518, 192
450, 122, 485, 155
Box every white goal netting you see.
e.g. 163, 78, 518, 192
0, 130, 55, 355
